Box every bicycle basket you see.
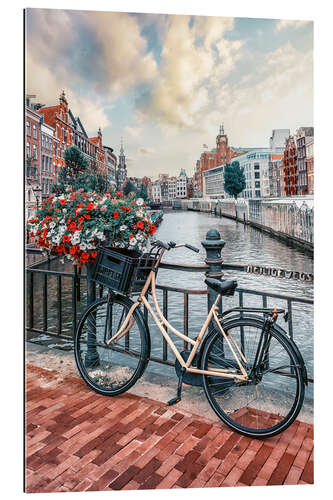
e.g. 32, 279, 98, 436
90, 246, 141, 294
131, 252, 159, 294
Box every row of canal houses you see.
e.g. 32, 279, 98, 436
25, 91, 127, 220
194, 126, 314, 200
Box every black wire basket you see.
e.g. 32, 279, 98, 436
90, 244, 162, 295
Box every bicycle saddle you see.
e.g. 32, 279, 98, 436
205, 278, 238, 296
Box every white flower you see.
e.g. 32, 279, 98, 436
136, 198, 144, 206
120, 225, 127, 231
137, 208, 144, 217
49, 222, 56, 229
129, 237, 137, 246
79, 242, 87, 250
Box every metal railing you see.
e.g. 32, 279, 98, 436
25, 229, 313, 382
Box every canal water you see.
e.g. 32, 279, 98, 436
26, 210, 314, 402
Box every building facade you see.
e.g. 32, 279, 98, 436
296, 127, 314, 195
103, 146, 117, 188
40, 121, 54, 199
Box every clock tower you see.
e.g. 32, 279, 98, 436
216, 124, 231, 167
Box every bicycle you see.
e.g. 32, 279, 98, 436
74, 240, 308, 438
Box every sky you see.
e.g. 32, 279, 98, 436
26, 9, 313, 179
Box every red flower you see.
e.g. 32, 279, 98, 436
62, 235, 71, 243
91, 250, 97, 259
78, 217, 84, 223
148, 224, 157, 234
59, 199, 66, 205
113, 211, 119, 219
116, 191, 121, 197
136, 221, 144, 230
69, 245, 76, 255
86, 202, 94, 211
83, 214, 90, 219
80, 252, 90, 263
129, 235, 134, 240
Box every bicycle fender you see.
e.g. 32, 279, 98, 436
198, 314, 308, 386
114, 294, 151, 374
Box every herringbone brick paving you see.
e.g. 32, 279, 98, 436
25, 364, 314, 492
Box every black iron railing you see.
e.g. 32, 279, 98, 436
25, 229, 313, 382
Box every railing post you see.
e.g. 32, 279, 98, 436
85, 264, 100, 367
201, 229, 225, 320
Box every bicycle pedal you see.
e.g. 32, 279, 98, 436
167, 397, 181, 406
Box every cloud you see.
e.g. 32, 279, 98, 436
136, 15, 242, 129
26, 9, 158, 102
200, 42, 313, 146
26, 51, 110, 134
276, 19, 312, 31
124, 126, 142, 138
138, 147, 155, 155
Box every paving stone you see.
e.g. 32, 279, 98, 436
25, 364, 314, 493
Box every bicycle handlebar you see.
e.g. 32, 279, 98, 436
152, 240, 200, 253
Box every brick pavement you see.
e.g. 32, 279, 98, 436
25, 364, 314, 492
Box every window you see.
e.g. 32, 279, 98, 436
255, 181, 260, 188
26, 142, 31, 158
33, 144, 37, 159
255, 190, 261, 197
54, 143, 58, 157
254, 163, 260, 170
33, 124, 37, 139
26, 121, 30, 136
255, 172, 260, 179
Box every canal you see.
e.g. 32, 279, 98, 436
26, 210, 314, 400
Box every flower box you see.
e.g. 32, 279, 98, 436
27, 189, 157, 267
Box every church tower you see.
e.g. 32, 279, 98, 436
117, 138, 127, 187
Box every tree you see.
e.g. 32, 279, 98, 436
123, 180, 137, 197
64, 146, 89, 181
137, 183, 148, 201
223, 161, 246, 199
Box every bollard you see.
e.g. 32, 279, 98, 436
85, 264, 100, 367
201, 229, 225, 325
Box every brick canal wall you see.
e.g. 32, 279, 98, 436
180, 197, 314, 252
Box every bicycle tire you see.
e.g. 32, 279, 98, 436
74, 295, 149, 396
201, 316, 305, 438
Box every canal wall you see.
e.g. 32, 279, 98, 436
177, 197, 314, 252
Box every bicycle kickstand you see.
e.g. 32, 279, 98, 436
167, 367, 185, 406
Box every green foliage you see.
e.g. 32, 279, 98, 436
52, 146, 109, 195
223, 161, 246, 199
64, 146, 89, 180
137, 183, 148, 200
123, 180, 137, 196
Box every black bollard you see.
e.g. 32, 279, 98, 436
201, 229, 225, 326
85, 264, 100, 367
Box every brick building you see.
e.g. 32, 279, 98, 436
306, 138, 314, 195
26, 100, 41, 190
194, 125, 237, 197
282, 136, 298, 196
296, 127, 314, 195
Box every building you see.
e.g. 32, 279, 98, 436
152, 180, 162, 202
306, 138, 314, 195
167, 177, 177, 200
296, 127, 314, 195
26, 98, 42, 191
269, 153, 284, 197
194, 125, 237, 197
103, 146, 117, 188
176, 169, 188, 198
37, 91, 74, 184
202, 165, 226, 198
141, 176, 152, 200
40, 121, 54, 199
269, 129, 290, 151
282, 136, 298, 196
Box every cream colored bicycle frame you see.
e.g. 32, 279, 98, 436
106, 269, 249, 382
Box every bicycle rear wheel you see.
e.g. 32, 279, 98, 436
74, 295, 149, 396
201, 317, 305, 438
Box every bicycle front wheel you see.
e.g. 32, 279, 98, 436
201, 317, 305, 438
74, 295, 149, 396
